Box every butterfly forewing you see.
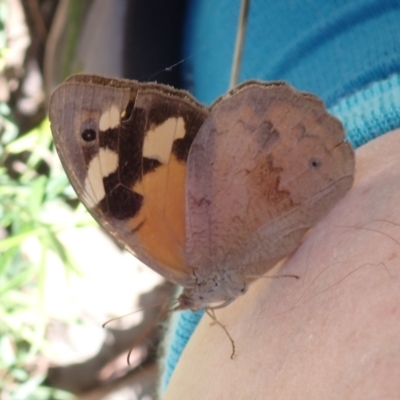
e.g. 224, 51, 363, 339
50, 75, 208, 285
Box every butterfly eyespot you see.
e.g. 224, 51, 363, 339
81, 128, 97, 142
308, 157, 322, 169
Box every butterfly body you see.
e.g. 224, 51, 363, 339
49, 75, 355, 311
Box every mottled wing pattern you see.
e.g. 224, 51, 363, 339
185, 81, 354, 281
50, 74, 208, 284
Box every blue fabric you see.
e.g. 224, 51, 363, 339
330, 73, 400, 148
160, 0, 400, 394
160, 309, 204, 391
183, 0, 400, 107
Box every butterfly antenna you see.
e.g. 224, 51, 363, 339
146, 56, 193, 81
229, 0, 251, 89
102, 300, 169, 328
125, 301, 172, 366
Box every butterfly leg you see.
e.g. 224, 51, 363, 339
205, 308, 236, 359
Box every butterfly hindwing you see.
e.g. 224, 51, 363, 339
185, 81, 355, 282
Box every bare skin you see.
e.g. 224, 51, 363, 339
164, 128, 400, 399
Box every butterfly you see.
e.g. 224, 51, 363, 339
49, 74, 355, 311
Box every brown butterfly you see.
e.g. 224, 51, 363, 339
49, 74, 355, 311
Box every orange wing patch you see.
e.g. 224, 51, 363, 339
130, 116, 190, 276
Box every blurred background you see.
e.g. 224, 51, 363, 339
3, 0, 400, 398
0, 0, 189, 398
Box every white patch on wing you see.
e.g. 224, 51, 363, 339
99, 105, 121, 131
83, 149, 118, 207
84, 156, 104, 207
143, 117, 185, 165
98, 148, 119, 177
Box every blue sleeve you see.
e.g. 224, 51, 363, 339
160, 0, 400, 394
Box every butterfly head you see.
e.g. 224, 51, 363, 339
175, 272, 247, 311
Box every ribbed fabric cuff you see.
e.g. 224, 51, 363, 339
159, 309, 204, 393
330, 73, 400, 148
